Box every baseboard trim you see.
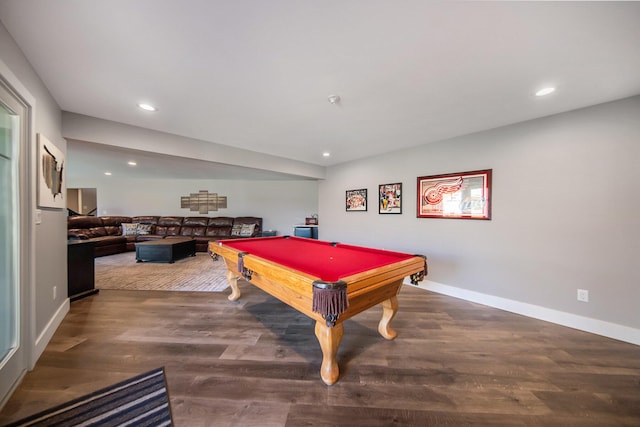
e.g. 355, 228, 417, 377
33, 298, 70, 367
405, 279, 640, 346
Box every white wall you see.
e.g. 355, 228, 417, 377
319, 96, 640, 342
65, 176, 319, 237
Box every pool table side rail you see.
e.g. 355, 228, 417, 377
213, 242, 319, 292
336, 256, 426, 321
216, 251, 325, 322
338, 256, 425, 294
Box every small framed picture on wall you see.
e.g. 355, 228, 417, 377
378, 183, 402, 214
346, 188, 367, 212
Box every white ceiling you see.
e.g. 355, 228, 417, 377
1, 1, 640, 178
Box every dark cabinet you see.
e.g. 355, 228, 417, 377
294, 226, 318, 239
67, 240, 98, 301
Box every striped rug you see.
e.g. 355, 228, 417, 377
6, 368, 173, 426
95, 252, 230, 292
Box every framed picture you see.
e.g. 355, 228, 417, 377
417, 169, 491, 219
37, 134, 66, 209
346, 188, 367, 212
378, 183, 402, 214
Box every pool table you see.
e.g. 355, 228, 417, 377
208, 236, 427, 385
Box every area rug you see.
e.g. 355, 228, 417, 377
6, 367, 173, 426
95, 252, 229, 292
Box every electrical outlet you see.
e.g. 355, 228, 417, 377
53, 286, 57, 300
577, 289, 589, 302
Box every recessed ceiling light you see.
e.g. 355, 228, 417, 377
128, 161, 137, 166
138, 103, 157, 111
322, 152, 331, 157
535, 87, 556, 97
104, 172, 112, 176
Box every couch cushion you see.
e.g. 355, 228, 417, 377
179, 227, 193, 236
164, 226, 180, 236
104, 226, 123, 236
154, 226, 168, 236
132, 216, 159, 225
87, 227, 108, 238
205, 226, 231, 237
180, 226, 206, 237
208, 217, 234, 227
68, 216, 103, 229
183, 217, 208, 227
158, 217, 183, 226
193, 226, 207, 237
101, 216, 132, 226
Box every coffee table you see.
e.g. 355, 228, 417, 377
135, 238, 196, 263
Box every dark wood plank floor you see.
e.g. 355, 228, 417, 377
1, 286, 639, 426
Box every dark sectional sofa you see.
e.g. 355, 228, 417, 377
67, 215, 263, 257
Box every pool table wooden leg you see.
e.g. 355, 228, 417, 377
378, 296, 398, 340
314, 320, 344, 385
225, 270, 242, 301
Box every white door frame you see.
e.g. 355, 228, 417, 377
0, 58, 37, 409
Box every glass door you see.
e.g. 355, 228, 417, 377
0, 81, 25, 405
0, 103, 17, 363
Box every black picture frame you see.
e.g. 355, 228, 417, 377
378, 183, 402, 214
346, 189, 367, 212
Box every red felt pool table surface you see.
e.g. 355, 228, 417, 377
219, 236, 416, 282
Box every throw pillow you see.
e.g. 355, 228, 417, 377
121, 223, 138, 236
239, 223, 256, 237
136, 223, 153, 235
231, 224, 242, 237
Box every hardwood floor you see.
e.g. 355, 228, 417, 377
1, 285, 639, 426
